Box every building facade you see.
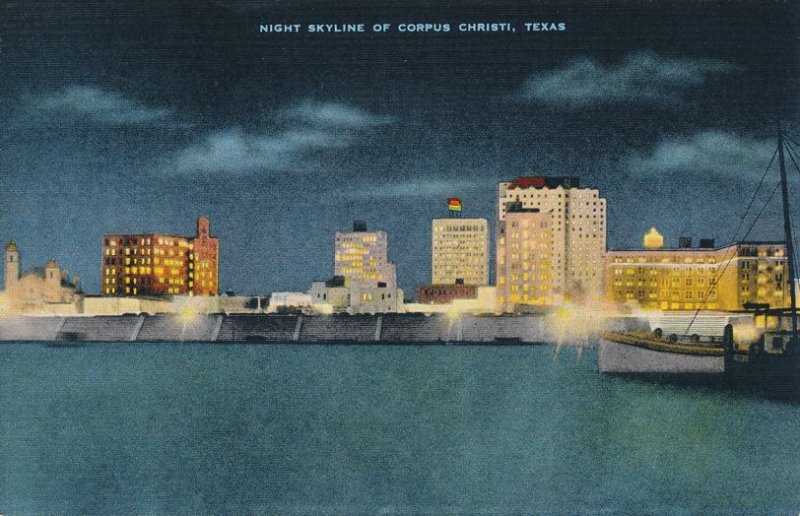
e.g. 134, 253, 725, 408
431, 218, 489, 285
417, 284, 478, 304
2, 241, 81, 314
496, 204, 554, 312
497, 176, 606, 303
606, 237, 790, 311
309, 279, 402, 314
101, 216, 219, 297
334, 221, 396, 289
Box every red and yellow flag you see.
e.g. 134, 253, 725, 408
447, 198, 462, 211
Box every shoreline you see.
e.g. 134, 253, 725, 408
0, 312, 555, 344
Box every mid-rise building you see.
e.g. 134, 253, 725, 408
497, 176, 606, 304
101, 216, 219, 297
606, 232, 790, 311
431, 217, 489, 285
496, 203, 553, 312
334, 220, 396, 289
315, 221, 402, 314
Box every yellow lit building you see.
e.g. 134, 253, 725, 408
431, 218, 489, 285
497, 176, 606, 301
334, 220, 396, 289
101, 216, 219, 297
496, 203, 553, 312
643, 227, 664, 249
606, 237, 790, 311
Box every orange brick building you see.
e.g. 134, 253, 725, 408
101, 216, 219, 297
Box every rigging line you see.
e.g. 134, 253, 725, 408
784, 138, 800, 177
742, 181, 781, 240
679, 146, 778, 338
785, 132, 800, 150
730, 146, 778, 242
680, 181, 782, 341
784, 140, 800, 280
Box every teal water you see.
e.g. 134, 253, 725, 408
1, 343, 799, 514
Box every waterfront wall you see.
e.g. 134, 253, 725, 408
0, 314, 550, 344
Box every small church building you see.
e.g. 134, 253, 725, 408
1, 241, 81, 314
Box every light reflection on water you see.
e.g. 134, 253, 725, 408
1, 342, 798, 514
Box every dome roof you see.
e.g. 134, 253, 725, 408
5, 241, 17, 251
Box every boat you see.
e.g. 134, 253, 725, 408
598, 327, 729, 375
598, 124, 800, 389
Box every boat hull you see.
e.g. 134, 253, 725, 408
598, 338, 725, 375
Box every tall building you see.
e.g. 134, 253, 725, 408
606, 233, 790, 311
101, 216, 219, 297
497, 176, 606, 303
334, 220, 396, 289
496, 203, 553, 311
431, 217, 489, 286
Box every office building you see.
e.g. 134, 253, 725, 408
431, 217, 489, 286
334, 220, 396, 289
101, 216, 219, 297
497, 176, 606, 303
496, 203, 553, 311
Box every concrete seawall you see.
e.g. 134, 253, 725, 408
0, 314, 551, 344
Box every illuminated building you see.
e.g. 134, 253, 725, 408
316, 220, 402, 314
606, 235, 790, 311
334, 220, 396, 289
497, 176, 606, 302
496, 203, 553, 312
101, 216, 219, 297
643, 227, 664, 249
431, 217, 489, 286
417, 284, 478, 304
1, 241, 81, 314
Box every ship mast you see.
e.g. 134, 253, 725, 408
777, 122, 798, 337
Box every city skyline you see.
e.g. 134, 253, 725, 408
1, 1, 798, 294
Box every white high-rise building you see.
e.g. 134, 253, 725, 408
334, 220, 396, 289
431, 218, 489, 285
497, 176, 606, 306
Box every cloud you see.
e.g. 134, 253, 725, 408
175, 101, 392, 174
175, 128, 347, 174
621, 131, 775, 176
25, 85, 171, 125
518, 52, 739, 108
283, 101, 394, 127
344, 178, 488, 200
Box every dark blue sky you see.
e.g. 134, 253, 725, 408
1, 1, 799, 294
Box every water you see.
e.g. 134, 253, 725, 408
1, 343, 799, 514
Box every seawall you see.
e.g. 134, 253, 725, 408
0, 313, 552, 344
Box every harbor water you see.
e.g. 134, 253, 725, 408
1, 342, 799, 514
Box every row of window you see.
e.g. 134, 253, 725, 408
433, 225, 486, 232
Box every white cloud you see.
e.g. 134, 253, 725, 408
175, 128, 346, 174
622, 131, 774, 176
283, 101, 393, 127
344, 178, 488, 199
518, 52, 739, 108
26, 85, 171, 125
175, 101, 392, 175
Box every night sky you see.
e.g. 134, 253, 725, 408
1, 1, 799, 295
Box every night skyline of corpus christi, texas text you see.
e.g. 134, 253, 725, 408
258, 22, 566, 33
